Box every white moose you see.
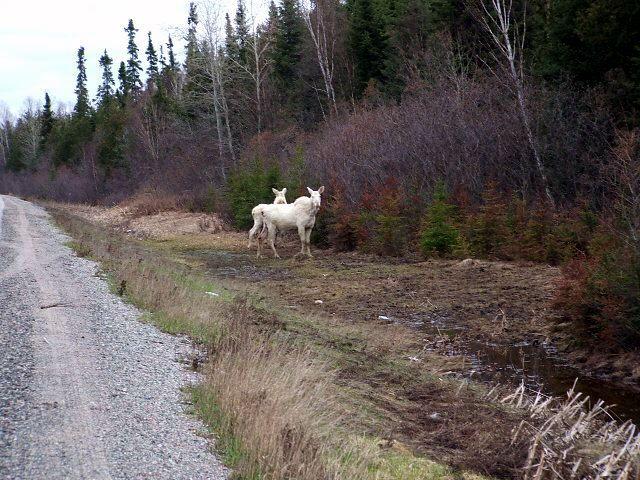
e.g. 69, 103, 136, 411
255, 186, 325, 259
248, 188, 287, 248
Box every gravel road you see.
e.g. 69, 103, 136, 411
0, 196, 227, 480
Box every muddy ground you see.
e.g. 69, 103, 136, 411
57, 200, 640, 389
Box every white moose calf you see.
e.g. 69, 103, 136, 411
248, 188, 287, 248
258, 186, 325, 259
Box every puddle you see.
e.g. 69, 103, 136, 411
415, 314, 640, 424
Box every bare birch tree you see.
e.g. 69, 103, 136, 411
301, 0, 338, 116
136, 100, 166, 169
224, 2, 273, 134
21, 98, 42, 169
199, 0, 237, 173
478, 0, 555, 205
0, 102, 12, 167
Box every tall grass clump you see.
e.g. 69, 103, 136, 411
495, 383, 640, 479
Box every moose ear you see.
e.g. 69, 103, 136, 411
282, 188, 287, 194
272, 188, 279, 194
307, 187, 313, 195
318, 186, 325, 194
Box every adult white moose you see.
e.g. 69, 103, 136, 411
248, 188, 287, 249
256, 186, 325, 259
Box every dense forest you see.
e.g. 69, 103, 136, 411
1, 0, 639, 351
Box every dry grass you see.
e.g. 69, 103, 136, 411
491, 383, 640, 479
119, 189, 186, 216
45, 195, 228, 240
200, 338, 362, 479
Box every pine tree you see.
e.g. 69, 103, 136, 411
39, 92, 54, 150
347, 0, 388, 94
225, 13, 240, 61
272, 0, 304, 86
183, 2, 210, 112
118, 61, 129, 98
185, 2, 200, 71
146, 32, 159, 81
166, 35, 178, 73
74, 47, 90, 117
235, 0, 250, 64
97, 50, 115, 108
124, 19, 143, 95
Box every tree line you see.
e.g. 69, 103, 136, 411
0, 0, 639, 351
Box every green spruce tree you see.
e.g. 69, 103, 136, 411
39, 92, 54, 149
74, 46, 90, 117
225, 13, 240, 61
183, 2, 210, 114
117, 61, 129, 99
146, 32, 159, 81
272, 0, 304, 90
347, 0, 388, 95
166, 35, 178, 73
235, 0, 250, 64
124, 19, 143, 95
97, 50, 115, 108
184, 2, 200, 72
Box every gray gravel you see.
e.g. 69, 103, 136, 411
0, 196, 228, 480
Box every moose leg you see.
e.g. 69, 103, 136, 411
296, 225, 307, 257
268, 225, 280, 259
304, 228, 313, 257
256, 230, 263, 258
248, 215, 261, 248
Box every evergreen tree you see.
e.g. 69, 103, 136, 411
5, 125, 25, 172
74, 46, 90, 117
39, 92, 54, 147
184, 2, 200, 71
531, 0, 640, 106
160, 35, 179, 98
166, 35, 178, 73
272, 0, 304, 87
420, 180, 460, 257
117, 61, 129, 98
146, 32, 159, 81
183, 2, 210, 112
159, 45, 167, 70
225, 13, 240, 61
97, 50, 115, 108
124, 19, 143, 95
267, 0, 279, 30
347, 0, 388, 94
235, 0, 250, 64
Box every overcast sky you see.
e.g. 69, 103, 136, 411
0, 0, 265, 117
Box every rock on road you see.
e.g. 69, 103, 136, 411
0, 196, 227, 480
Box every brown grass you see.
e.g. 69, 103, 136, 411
492, 383, 640, 479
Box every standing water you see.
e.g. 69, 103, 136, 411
416, 315, 640, 424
